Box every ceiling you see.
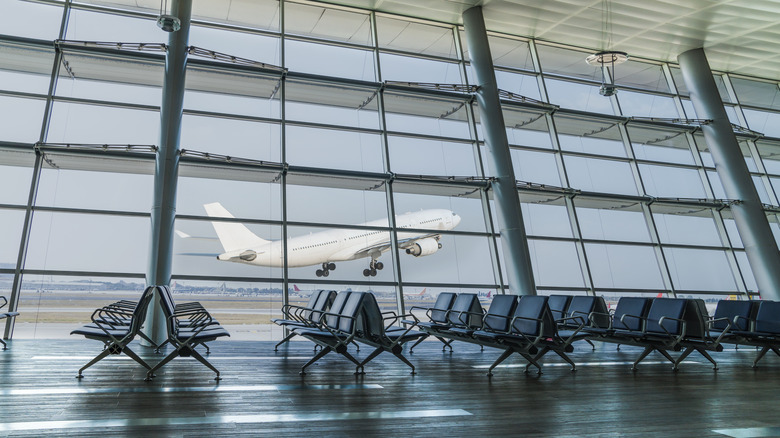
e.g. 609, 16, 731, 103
321, 0, 780, 81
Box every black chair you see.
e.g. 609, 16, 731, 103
402, 292, 457, 352
450, 294, 518, 338
1, 296, 20, 350
731, 301, 780, 367
71, 287, 156, 378
146, 285, 230, 381
548, 295, 573, 321
272, 290, 337, 351
294, 291, 367, 375
558, 295, 609, 350
353, 293, 426, 374
413, 293, 483, 352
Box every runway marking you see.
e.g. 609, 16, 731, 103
713, 427, 780, 437
472, 360, 700, 368
0, 409, 472, 431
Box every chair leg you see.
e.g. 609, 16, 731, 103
0, 338, 6, 350
358, 347, 384, 370
487, 348, 515, 376
187, 346, 222, 381
146, 349, 180, 381
753, 346, 770, 368
585, 339, 595, 351
392, 351, 417, 375
77, 347, 115, 378
552, 349, 577, 372
670, 347, 693, 371
274, 332, 297, 352
408, 334, 428, 353
521, 351, 544, 375
121, 346, 152, 371
694, 348, 718, 370
632, 346, 654, 371
434, 336, 453, 352
300, 346, 332, 375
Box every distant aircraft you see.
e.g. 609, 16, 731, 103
201, 202, 461, 277
404, 288, 427, 300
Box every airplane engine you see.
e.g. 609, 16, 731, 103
239, 250, 257, 261
405, 238, 441, 257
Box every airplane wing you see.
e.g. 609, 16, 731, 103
351, 233, 441, 258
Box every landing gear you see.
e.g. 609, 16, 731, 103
315, 262, 336, 277
362, 260, 384, 277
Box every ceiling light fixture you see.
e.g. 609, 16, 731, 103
587, 0, 628, 96
156, 0, 181, 32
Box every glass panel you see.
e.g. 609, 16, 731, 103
554, 114, 624, 157
756, 139, 780, 175
653, 212, 721, 247
743, 108, 780, 138
503, 107, 551, 149
286, 40, 375, 81
285, 79, 378, 129
26, 212, 149, 272
0, 0, 63, 40
56, 76, 161, 106
176, 173, 281, 221
628, 125, 694, 165
522, 203, 571, 238
388, 136, 478, 177
0, 148, 35, 205
376, 16, 457, 59
663, 247, 737, 292
383, 91, 471, 139
585, 243, 665, 289
510, 149, 560, 186
528, 239, 583, 288
400, 233, 495, 285
191, 0, 280, 31
14, 274, 145, 339
734, 250, 757, 292
189, 26, 280, 65
172, 218, 282, 278
563, 155, 638, 195
0, 208, 24, 265
285, 3, 372, 46
669, 67, 732, 103
380, 53, 462, 84
287, 183, 387, 227
494, 70, 541, 100
723, 218, 743, 249
286, 125, 384, 173
36, 167, 153, 212
612, 61, 669, 93
576, 202, 651, 243
0, 96, 45, 142
66, 8, 164, 42
639, 164, 706, 199
180, 114, 281, 162
544, 78, 615, 115
185, 88, 281, 119
536, 44, 598, 81
618, 91, 678, 118
730, 77, 780, 111
47, 102, 158, 144
486, 35, 533, 71
0, 41, 55, 94
394, 187, 482, 234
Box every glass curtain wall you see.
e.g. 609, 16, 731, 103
3, 0, 780, 339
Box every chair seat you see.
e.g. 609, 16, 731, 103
385, 329, 426, 342
447, 327, 474, 337
175, 327, 230, 342
557, 329, 589, 340
732, 330, 780, 339
417, 321, 451, 330
71, 326, 132, 338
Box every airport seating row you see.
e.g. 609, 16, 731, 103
288, 290, 426, 375
409, 293, 780, 374
1, 295, 19, 350
70, 285, 229, 380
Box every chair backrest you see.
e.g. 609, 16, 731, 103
590, 296, 611, 328
613, 297, 652, 331
430, 292, 457, 323
325, 291, 351, 329
447, 293, 483, 328
548, 295, 572, 321
512, 295, 554, 338
338, 292, 366, 333
645, 298, 687, 335
712, 300, 756, 332
301, 289, 323, 318
564, 296, 597, 327
755, 301, 780, 334
682, 299, 708, 339
359, 293, 386, 342
308, 290, 337, 322
130, 286, 157, 334
483, 295, 518, 332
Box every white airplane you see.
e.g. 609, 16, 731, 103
201, 202, 461, 277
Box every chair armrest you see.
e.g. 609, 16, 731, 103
587, 310, 613, 329
734, 315, 754, 332
456, 309, 485, 328
618, 313, 646, 330
384, 312, 417, 329
707, 318, 732, 345
656, 316, 687, 346
507, 314, 547, 346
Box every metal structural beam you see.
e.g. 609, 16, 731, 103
462, 6, 537, 296
678, 48, 780, 300
145, 0, 192, 344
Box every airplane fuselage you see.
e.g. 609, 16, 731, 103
216, 209, 460, 268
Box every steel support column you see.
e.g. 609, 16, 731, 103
678, 48, 780, 300
462, 6, 536, 296
145, 0, 192, 344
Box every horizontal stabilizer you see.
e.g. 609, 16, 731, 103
204, 202, 271, 252
175, 230, 218, 241
178, 252, 221, 257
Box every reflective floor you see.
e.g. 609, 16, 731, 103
1, 338, 779, 436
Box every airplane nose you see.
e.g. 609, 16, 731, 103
452, 214, 461, 228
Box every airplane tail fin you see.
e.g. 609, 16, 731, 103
203, 202, 270, 252
293, 284, 301, 292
